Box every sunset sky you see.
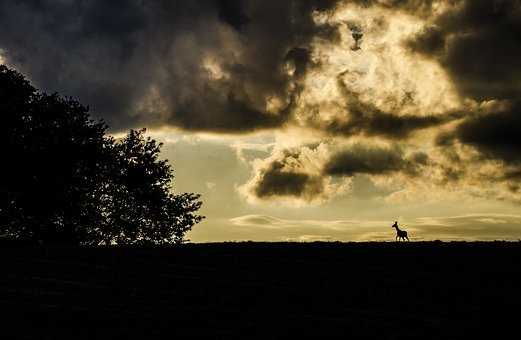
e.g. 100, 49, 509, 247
2, 0, 521, 241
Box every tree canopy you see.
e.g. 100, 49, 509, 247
1, 64, 203, 245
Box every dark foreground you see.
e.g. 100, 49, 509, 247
2, 241, 520, 339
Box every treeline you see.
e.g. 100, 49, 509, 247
1, 65, 203, 245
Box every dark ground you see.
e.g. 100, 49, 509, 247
1, 241, 520, 339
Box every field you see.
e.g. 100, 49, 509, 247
2, 241, 520, 339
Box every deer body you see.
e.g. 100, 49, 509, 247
392, 222, 409, 241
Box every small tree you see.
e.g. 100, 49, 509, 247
1, 65, 203, 245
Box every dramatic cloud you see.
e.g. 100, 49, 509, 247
1, 0, 466, 135
0, 0, 338, 132
452, 101, 521, 165
3, 0, 521, 210
429, 100, 521, 204
325, 98, 464, 139
290, 1, 463, 143
404, 0, 521, 205
324, 144, 427, 176
240, 141, 432, 203
252, 160, 325, 199
409, 0, 521, 101
238, 144, 349, 204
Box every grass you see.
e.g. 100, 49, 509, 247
2, 241, 520, 339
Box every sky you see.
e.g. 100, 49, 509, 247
2, 0, 521, 242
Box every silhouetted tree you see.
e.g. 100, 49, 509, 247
1, 65, 203, 245
95, 129, 203, 245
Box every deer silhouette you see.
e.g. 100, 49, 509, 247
392, 221, 409, 241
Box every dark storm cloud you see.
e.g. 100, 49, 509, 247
0, 0, 339, 132
0, 0, 153, 129
438, 101, 521, 165
253, 150, 326, 200
406, 0, 521, 180
327, 100, 463, 139
324, 144, 426, 176
325, 145, 405, 176
217, 0, 250, 31
409, 0, 521, 101
457, 107, 521, 165
285, 47, 312, 78
247, 143, 430, 201
164, 87, 293, 133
